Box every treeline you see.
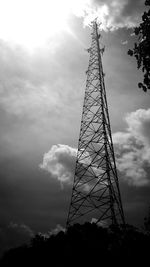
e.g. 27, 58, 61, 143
0, 223, 150, 267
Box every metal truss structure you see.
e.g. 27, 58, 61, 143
66, 20, 125, 227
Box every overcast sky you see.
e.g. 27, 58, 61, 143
0, 0, 150, 255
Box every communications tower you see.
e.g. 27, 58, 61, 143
67, 20, 125, 227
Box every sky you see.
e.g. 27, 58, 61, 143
0, 0, 150, 255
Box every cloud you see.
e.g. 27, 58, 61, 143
0, 30, 84, 120
0, 222, 34, 256
0, 81, 60, 119
113, 109, 150, 186
49, 224, 65, 235
39, 144, 77, 185
40, 109, 150, 188
0, 31, 85, 156
0, 40, 66, 119
38, 224, 65, 239
74, 0, 145, 30
8, 222, 34, 238
91, 218, 108, 227
40, 144, 106, 192
121, 40, 128, 45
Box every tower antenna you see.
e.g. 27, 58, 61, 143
66, 20, 125, 227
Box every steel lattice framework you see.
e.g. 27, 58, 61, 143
66, 21, 125, 227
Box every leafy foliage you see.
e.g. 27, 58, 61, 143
128, 0, 150, 92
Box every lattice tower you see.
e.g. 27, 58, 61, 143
66, 20, 125, 228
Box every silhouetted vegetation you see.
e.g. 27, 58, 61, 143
0, 222, 150, 267
144, 206, 150, 232
128, 0, 150, 92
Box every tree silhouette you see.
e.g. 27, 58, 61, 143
0, 222, 150, 267
144, 206, 150, 233
128, 0, 150, 92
